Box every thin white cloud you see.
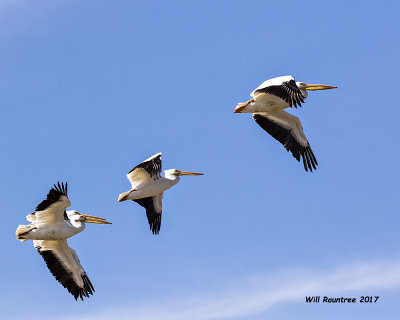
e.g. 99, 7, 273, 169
60, 259, 400, 320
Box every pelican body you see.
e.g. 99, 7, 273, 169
121, 169, 181, 200
118, 153, 203, 235
16, 182, 111, 301
234, 75, 337, 172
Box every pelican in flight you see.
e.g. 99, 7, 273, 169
118, 153, 203, 235
16, 182, 111, 300
234, 75, 337, 172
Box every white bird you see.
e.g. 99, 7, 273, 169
234, 75, 337, 172
16, 182, 111, 300
118, 153, 203, 235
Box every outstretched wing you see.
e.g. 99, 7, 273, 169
34, 239, 94, 301
134, 193, 163, 235
253, 110, 318, 172
252, 76, 306, 108
127, 153, 162, 188
33, 182, 71, 224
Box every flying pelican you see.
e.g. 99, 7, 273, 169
234, 75, 337, 172
16, 182, 111, 301
118, 153, 203, 235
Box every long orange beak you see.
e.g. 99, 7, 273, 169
77, 213, 112, 224
304, 83, 337, 91
176, 170, 204, 176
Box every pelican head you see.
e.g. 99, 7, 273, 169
296, 82, 337, 91
66, 210, 112, 224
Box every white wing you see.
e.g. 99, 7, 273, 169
253, 110, 318, 172
251, 75, 306, 108
251, 75, 294, 96
127, 152, 162, 188
33, 182, 71, 224
34, 239, 94, 300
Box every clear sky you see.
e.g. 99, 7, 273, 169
1, 0, 399, 319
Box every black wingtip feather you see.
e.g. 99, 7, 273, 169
37, 248, 94, 301
35, 181, 69, 212
134, 197, 162, 235
254, 79, 306, 108
129, 154, 162, 179
150, 214, 161, 235
253, 114, 318, 173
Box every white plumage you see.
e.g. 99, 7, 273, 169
118, 153, 203, 235
234, 75, 337, 172
16, 182, 111, 300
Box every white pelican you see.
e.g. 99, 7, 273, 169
16, 182, 111, 300
234, 75, 337, 172
118, 153, 203, 235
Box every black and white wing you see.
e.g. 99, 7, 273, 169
31, 182, 71, 224
134, 193, 163, 235
34, 239, 94, 300
253, 110, 318, 172
127, 153, 162, 188
251, 75, 306, 108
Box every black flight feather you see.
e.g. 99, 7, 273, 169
129, 154, 162, 180
253, 113, 318, 172
35, 182, 68, 212
36, 247, 94, 301
253, 79, 306, 108
134, 197, 162, 235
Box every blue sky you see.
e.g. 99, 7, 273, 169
1, 0, 399, 319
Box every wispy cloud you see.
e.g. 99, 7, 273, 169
60, 259, 400, 320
